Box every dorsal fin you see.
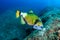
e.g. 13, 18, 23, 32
28, 10, 33, 14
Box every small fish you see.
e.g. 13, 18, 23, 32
16, 10, 43, 30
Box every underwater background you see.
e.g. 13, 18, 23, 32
0, 0, 60, 40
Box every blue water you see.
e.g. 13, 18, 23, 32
0, 0, 60, 40
0, 0, 60, 13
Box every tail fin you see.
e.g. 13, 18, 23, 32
16, 10, 20, 18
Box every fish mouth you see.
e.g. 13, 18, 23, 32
33, 25, 43, 30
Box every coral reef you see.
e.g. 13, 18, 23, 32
0, 7, 60, 40
24, 8, 60, 40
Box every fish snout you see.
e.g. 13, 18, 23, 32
33, 25, 43, 30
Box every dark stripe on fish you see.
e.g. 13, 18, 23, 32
34, 19, 40, 25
